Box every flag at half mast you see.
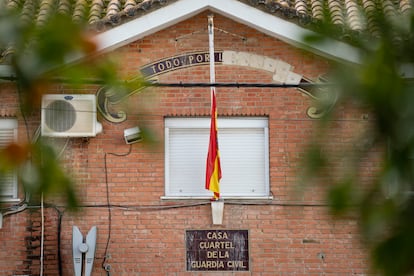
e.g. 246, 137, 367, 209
205, 88, 221, 199
205, 14, 221, 200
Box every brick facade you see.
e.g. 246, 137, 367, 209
0, 12, 372, 275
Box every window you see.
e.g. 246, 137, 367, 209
164, 117, 269, 198
0, 118, 18, 200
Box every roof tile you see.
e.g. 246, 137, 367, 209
72, 0, 89, 23
37, 0, 55, 26
1, 0, 413, 64
106, 0, 122, 18
21, 0, 37, 25
4, 0, 412, 33
400, 0, 412, 14
294, 0, 308, 16
57, 0, 72, 16
90, 0, 105, 24
344, 0, 363, 31
328, 0, 345, 25
310, 0, 324, 21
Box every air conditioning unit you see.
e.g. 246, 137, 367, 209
41, 94, 102, 137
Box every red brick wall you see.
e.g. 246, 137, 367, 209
0, 12, 373, 275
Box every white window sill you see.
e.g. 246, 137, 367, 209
0, 198, 22, 203
160, 195, 274, 200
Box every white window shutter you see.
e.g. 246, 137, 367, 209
0, 119, 18, 199
167, 128, 211, 196
219, 128, 268, 196
165, 117, 269, 198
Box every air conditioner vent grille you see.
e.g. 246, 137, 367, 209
41, 94, 102, 137
44, 100, 77, 132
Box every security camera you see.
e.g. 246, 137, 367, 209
124, 126, 143, 144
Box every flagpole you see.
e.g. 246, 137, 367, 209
208, 15, 215, 91
207, 14, 217, 199
207, 15, 224, 223
206, 14, 222, 202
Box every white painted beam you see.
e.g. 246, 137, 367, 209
94, 0, 210, 53
1, 0, 361, 78
92, 0, 361, 64
206, 0, 360, 63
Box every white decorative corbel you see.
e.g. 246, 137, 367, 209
211, 200, 224, 225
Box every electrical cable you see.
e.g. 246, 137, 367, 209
102, 144, 132, 270
1, 203, 28, 216
55, 208, 63, 276
0, 74, 334, 87
53, 206, 64, 276
148, 81, 331, 88
35, 200, 332, 211
16, 82, 31, 143
56, 138, 70, 160
40, 193, 44, 276
37, 106, 371, 123
82, 202, 212, 211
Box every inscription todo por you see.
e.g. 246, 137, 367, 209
140, 51, 223, 78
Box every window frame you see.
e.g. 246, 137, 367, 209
163, 116, 271, 199
0, 118, 19, 201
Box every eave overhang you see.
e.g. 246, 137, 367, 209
0, 0, 361, 79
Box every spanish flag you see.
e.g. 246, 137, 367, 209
205, 88, 222, 200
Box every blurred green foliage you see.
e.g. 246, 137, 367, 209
303, 3, 414, 276
0, 7, 126, 208
2, 1, 414, 275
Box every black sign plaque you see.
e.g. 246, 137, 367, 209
140, 51, 223, 78
186, 230, 249, 271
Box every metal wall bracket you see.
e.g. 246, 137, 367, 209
72, 226, 97, 276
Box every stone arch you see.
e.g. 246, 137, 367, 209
97, 51, 328, 123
